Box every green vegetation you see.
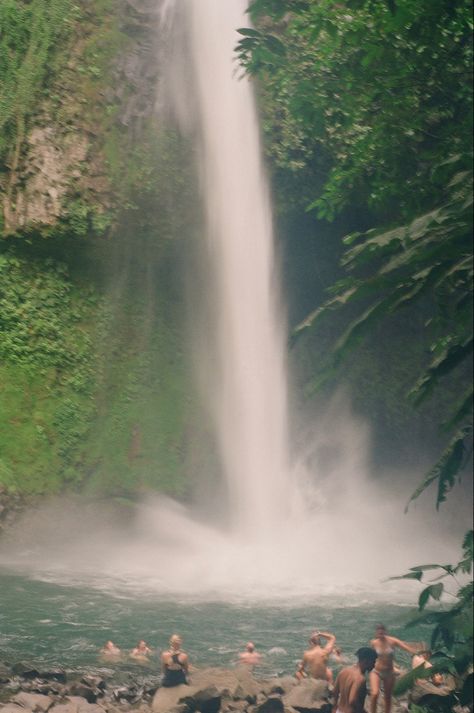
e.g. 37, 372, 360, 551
0, 252, 98, 493
238, 0, 473, 488
0, 0, 198, 497
391, 531, 473, 711
0, 0, 75, 163
240, 2, 472, 709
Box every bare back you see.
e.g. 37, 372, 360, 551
334, 666, 367, 713
303, 646, 330, 679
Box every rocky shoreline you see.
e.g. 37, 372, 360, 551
1, 660, 462, 713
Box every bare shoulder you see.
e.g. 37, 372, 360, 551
339, 666, 363, 684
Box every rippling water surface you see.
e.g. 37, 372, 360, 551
0, 571, 430, 678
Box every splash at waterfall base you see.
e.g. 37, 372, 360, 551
0, 480, 464, 600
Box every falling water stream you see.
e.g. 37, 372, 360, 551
185, 0, 291, 536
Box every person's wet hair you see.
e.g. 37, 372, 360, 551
356, 646, 377, 663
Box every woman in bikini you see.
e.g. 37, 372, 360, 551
161, 634, 189, 687
370, 624, 419, 713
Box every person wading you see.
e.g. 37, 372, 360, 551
161, 634, 189, 687
369, 624, 419, 713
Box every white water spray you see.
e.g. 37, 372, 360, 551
186, 0, 290, 535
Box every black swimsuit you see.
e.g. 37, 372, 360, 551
162, 652, 187, 687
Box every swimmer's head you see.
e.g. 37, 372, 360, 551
309, 631, 321, 646
375, 624, 387, 637
356, 647, 377, 672
169, 634, 182, 649
245, 642, 255, 652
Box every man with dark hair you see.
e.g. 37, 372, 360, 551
332, 647, 377, 713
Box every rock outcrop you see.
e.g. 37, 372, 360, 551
1, 0, 162, 237
0, 662, 441, 713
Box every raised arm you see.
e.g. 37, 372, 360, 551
320, 631, 336, 652
389, 636, 419, 655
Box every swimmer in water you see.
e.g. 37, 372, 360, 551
238, 642, 262, 668
100, 640, 122, 658
130, 639, 152, 660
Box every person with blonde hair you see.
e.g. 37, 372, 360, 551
161, 634, 189, 687
298, 630, 337, 683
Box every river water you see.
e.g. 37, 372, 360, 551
0, 570, 430, 678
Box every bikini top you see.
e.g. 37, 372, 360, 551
166, 652, 185, 670
375, 642, 394, 656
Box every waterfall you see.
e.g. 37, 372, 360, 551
0, 0, 464, 601
184, 0, 290, 536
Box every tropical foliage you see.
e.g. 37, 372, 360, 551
238, 3, 473, 709
390, 530, 473, 710
238, 0, 473, 503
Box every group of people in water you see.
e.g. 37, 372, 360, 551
100, 623, 445, 713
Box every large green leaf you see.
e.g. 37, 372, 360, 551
419, 583, 444, 610
406, 425, 472, 510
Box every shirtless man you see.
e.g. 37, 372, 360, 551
333, 647, 377, 713
298, 630, 337, 683
130, 639, 152, 660
238, 641, 262, 667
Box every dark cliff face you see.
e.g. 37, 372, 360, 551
1, 0, 163, 238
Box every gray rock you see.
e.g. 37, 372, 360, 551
182, 685, 221, 713
255, 696, 284, 713
67, 687, 97, 705
282, 680, 331, 713
64, 697, 99, 713
49, 705, 80, 713
11, 694, 53, 713
0, 706, 26, 713
190, 669, 250, 700
221, 702, 247, 713
259, 679, 296, 697
152, 685, 191, 713
11, 666, 40, 680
